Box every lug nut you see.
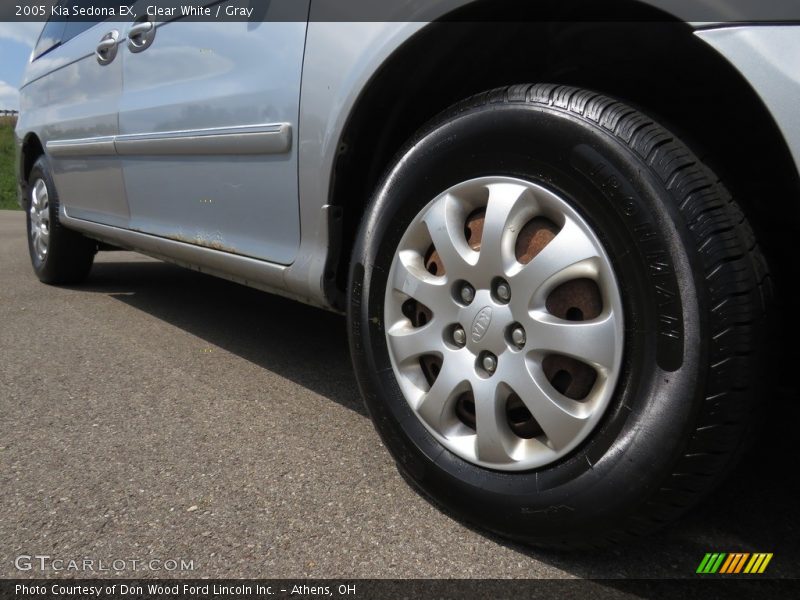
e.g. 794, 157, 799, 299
460, 283, 475, 304
496, 281, 511, 302
482, 353, 497, 374
511, 326, 526, 348
453, 326, 466, 347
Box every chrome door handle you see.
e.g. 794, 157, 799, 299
127, 18, 156, 53
96, 30, 120, 65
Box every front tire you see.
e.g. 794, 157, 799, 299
347, 84, 769, 547
26, 155, 96, 284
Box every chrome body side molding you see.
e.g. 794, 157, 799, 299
45, 123, 292, 157
46, 137, 117, 157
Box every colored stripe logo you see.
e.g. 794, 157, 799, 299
696, 553, 773, 574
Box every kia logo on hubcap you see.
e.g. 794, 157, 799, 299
471, 306, 493, 342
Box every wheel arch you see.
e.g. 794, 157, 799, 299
18, 131, 45, 207
326, 3, 799, 310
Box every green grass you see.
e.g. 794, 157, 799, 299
0, 117, 21, 210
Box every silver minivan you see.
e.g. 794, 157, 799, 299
15, 0, 800, 546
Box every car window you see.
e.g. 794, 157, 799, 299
32, 18, 66, 60
62, 0, 119, 44
62, 20, 101, 45
32, 0, 118, 61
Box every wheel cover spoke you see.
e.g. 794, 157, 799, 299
509, 217, 601, 304
29, 178, 51, 261
416, 355, 469, 431
503, 355, 588, 451
421, 194, 477, 280
386, 321, 443, 365
472, 378, 513, 463
524, 312, 618, 371
477, 182, 530, 273
384, 176, 624, 471
390, 251, 453, 317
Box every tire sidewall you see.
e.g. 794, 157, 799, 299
25, 155, 95, 285
348, 104, 706, 541
26, 158, 55, 276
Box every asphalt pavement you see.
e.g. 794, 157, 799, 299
1, 210, 797, 581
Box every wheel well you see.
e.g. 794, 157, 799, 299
20, 132, 45, 198
328, 4, 800, 306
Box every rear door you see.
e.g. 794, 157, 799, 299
117, 0, 309, 264
23, 2, 128, 227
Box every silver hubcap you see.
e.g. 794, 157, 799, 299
29, 178, 51, 262
384, 177, 624, 471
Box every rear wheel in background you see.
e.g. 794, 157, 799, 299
347, 84, 770, 547
26, 155, 96, 284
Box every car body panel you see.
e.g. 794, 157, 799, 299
14, 1, 800, 312
17, 21, 130, 228
118, 12, 308, 264
695, 26, 800, 179
295, 20, 427, 298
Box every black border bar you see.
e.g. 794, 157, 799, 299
2, 579, 800, 600
3, 0, 800, 23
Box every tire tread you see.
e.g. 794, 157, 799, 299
438, 84, 770, 548
27, 156, 96, 285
